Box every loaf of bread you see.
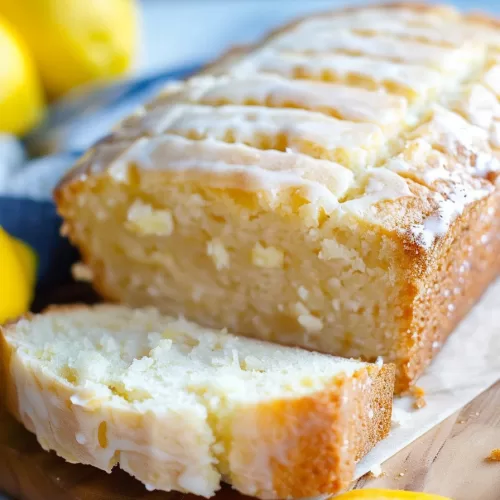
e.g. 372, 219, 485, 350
0, 305, 394, 499
55, 3, 500, 392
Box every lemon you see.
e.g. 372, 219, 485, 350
0, 228, 37, 324
0, 16, 45, 135
10, 235, 38, 288
335, 490, 451, 500
0, 0, 139, 99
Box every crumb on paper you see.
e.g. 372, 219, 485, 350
486, 449, 500, 462
71, 262, 93, 282
391, 407, 412, 428
412, 386, 426, 398
413, 396, 427, 409
368, 464, 384, 478
411, 385, 427, 410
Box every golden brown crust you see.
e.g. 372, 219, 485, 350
397, 190, 500, 391
238, 376, 349, 498
198, 45, 252, 76
257, 1, 468, 48
231, 364, 394, 499
355, 364, 395, 459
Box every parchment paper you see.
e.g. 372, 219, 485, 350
354, 278, 500, 478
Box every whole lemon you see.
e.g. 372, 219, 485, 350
0, 16, 45, 135
10, 235, 38, 288
334, 490, 451, 500
0, 228, 38, 324
0, 0, 139, 99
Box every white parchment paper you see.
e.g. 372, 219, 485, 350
355, 278, 500, 478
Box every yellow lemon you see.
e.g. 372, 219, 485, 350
0, 0, 139, 99
0, 16, 45, 135
0, 228, 37, 324
10, 235, 38, 288
335, 490, 451, 500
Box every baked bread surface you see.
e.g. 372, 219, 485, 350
0, 305, 394, 499
56, 3, 500, 391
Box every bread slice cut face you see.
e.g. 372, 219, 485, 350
1, 305, 394, 499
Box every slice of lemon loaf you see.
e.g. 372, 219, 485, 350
55, 3, 500, 392
0, 305, 394, 499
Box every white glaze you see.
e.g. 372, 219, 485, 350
295, 8, 500, 48
154, 74, 408, 126
232, 49, 442, 97
269, 28, 479, 73
104, 135, 349, 212
117, 103, 385, 163
72, 2, 500, 259
410, 183, 492, 249
341, 168, 414, 218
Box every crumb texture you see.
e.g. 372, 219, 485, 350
56, 3, 500, 391
1, 305, 394, 499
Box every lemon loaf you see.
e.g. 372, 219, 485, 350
0, 305, 394, 499
56, 3, 500, 392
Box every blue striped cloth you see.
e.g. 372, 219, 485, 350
0, 64, 198, 287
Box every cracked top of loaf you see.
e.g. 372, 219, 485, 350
63, 2, 500, 252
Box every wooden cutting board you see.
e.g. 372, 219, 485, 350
1, 283, 499, 500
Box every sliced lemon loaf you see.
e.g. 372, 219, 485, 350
0, 305, 394, 499
55, 3, 500, 391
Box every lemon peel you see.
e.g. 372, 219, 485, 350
0, 0, 139, 98
0, 228, 37, 324
0, 16, 45, 135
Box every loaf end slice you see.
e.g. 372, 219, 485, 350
0, 305, 394, 499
